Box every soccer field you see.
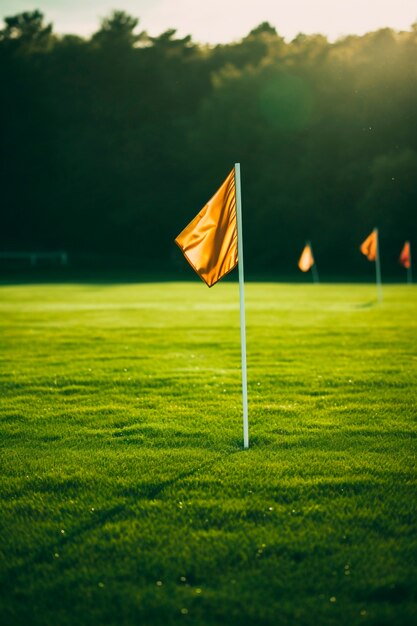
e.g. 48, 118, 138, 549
0, 282, 416, 626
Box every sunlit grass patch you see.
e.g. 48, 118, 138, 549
0, 282, 416, 626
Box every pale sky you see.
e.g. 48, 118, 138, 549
1, 0, 416, 43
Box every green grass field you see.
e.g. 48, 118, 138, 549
1, 281, 416, 626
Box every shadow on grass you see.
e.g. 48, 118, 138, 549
355, 299, 377, 309
0, 448, 241, 587
357, 581, 416, 604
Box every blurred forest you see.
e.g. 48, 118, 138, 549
1, 10, 416, 278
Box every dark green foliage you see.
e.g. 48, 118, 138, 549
0, 11, 416, 276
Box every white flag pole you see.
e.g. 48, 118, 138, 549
407, 242, 413, 285
375, 227, 383, 302
235, 163, 249, 449
308, 241, 320, 284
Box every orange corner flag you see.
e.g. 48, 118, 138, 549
399, 241, 411, 269
175, 168, 238, 287
360, 229, 378, 261
298, 244, 314, 272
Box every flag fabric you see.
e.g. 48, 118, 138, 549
298, 244, 314, 272
175, 168, 237, 287
360, 230, 377, 261
399, 241, 411, 269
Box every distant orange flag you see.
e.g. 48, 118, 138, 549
175, 168, 237, 287
399, 241, 411, 269
360, 229, 378, 261
298, 244, 314, 272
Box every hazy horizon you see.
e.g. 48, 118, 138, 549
1, 0, 416, 44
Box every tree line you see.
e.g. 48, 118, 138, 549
1, 10, 416, 278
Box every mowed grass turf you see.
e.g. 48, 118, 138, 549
0, 281, 416, 626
